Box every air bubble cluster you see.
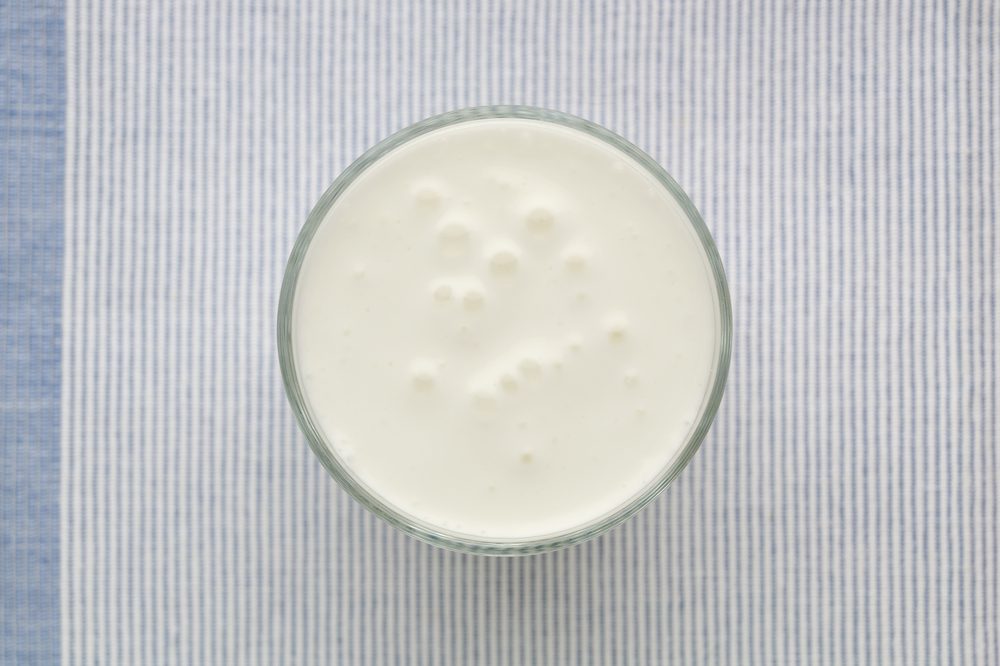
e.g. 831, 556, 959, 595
402, 179, 644, 423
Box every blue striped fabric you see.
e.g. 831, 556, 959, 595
6, 0, 997, 663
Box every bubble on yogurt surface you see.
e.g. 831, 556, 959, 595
461, 286, 486, 310
413, 183, 443, 205
430, 281, 454, 303
499, 373, 519, 393
437, 221, 471, 253
604, 313, 630, 342
470, 386, 497, 409
524, 207, 555, 233
518, 357, 542, 378
562, 245, 591, 272
409, 358, 439, 390
487, 244, 521, 274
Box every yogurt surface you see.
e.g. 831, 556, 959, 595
292, 117, 721, 539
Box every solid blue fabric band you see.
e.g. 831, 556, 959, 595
0, 0, 65, 663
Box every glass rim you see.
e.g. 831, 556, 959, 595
277, 105, 733, 556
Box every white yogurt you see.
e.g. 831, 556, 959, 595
292, 117, 721, 540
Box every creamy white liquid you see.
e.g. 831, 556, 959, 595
293, 118, 720, 539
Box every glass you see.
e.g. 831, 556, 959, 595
277, 106, 732, 555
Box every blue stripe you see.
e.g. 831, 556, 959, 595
0, 0, 65, 663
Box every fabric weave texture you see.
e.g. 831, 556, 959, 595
3, 0, 998, 663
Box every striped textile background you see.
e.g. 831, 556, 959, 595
3, 0, 997, 663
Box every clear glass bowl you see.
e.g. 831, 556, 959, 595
277, 106, 732, 555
